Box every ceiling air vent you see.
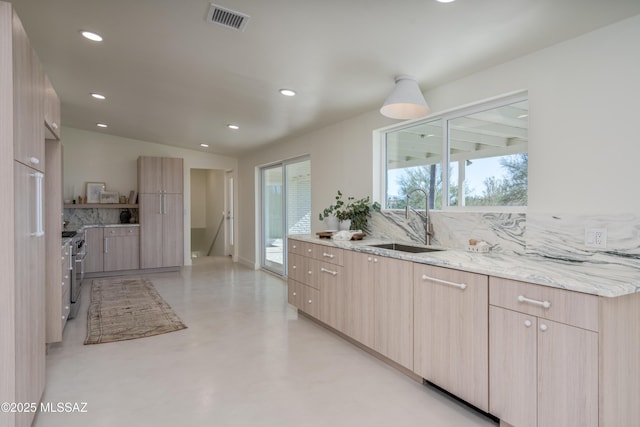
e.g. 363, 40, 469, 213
206, 3, 250, 31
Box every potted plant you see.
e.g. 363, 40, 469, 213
319, 191, 380, 232
343, 196, 381, 232
318, 190, 347, 230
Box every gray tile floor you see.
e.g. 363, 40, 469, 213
36, 257, 497, 427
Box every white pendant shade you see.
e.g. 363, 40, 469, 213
380, 75, 430, 120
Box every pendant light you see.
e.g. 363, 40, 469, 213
380, 75, 430, 120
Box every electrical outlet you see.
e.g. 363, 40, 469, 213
585, 228, 607, 248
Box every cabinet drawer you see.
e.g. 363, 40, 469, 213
288, 239, 313, 256
104, 226, 139, 237
490, 277, 599, 332
300, 285, 320, 318
312, 245, 343, 265
287, 279, 303, 308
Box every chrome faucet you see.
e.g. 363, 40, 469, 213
405, 188, 433, 246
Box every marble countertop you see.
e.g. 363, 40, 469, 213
289, 235, 640, 298
65, 223, 140, 232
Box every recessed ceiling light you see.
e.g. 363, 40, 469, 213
227, 124, 239, 130
200, 143, 209, 148
91, 93, 106, 100
517, 114, 529, 119
81, 31, 103, 42
436, 0, 456, 3
279, 89, 296, 97
96, 123, 108, 128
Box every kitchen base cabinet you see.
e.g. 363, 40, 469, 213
374, 256, 414, 370
489, 277, 598, 427
343, 251, 375, 348
85, 226, 141, 274
414, 265, 489, 411
104, 226, 140, 271
84, 227, 104, 273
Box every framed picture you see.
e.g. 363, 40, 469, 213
100, 191, 119, 204
85, 182, 106, 204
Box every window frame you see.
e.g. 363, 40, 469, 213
377, 91, 528, 212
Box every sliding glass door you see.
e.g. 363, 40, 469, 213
260, 157, 310, 275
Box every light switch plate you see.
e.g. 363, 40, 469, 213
585, 228, 607, 248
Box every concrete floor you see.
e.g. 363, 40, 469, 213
36, 257, 497, 427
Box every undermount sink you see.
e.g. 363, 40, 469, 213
368, 243, 444, 253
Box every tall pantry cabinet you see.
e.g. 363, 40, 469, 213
138, 156, 184, 268
1, 3, 47, 426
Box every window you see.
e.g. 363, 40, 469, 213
384, 94, 528, 209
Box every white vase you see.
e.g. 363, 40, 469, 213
324, 215, 339, 231
339, 219, 351, 231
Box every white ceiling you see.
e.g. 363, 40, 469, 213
10, 0, 640, 156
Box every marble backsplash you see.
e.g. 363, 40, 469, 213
370, 209, 640, 267
369, 210, 526, 254
64, 207, 138, 226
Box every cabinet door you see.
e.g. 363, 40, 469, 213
414, 265, 489, 411
162, 157, 183, 194
140, 193, 163, 268
489, 306, 537, 427
287, 253, 303, 283
84, 227, 104, 273
14, 162, 45, 426
104, 229, 140, 271
12, 9, 44, 172
287, 279, 303, 309
162, 193, 183, 267
319, 263, 344, 331
301, 285, 320, 318
344, 251, 375, 347
374, 256, 414, 370
44, 74, 60, 140
138, 156, 163, 193
537, 319, 598, 427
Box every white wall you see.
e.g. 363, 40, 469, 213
237, 14, 640, 267
61, 127, 238, 265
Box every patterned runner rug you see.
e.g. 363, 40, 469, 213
84, 277, 187, 345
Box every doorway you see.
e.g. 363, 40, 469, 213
190, 169, 227, 259
260, 157, 311, 275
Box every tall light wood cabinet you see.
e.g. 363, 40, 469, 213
138, 156, 184, 268
413, 265, 489, 411
1, 3, 47, 425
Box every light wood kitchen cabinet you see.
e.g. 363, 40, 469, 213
318, 261, 344, 332
104, 226, 140, 271
47, 242, 71, 343
343, 250, 375, 348
489, 277, 598, 427
85, 226, 141, 273
140, 193, 184, 268
373, 256, 414, 370
12, 6, 44, 173
343, 249, 413, 368
138, 156, 184, 268
84, 227, 104, 273
13, 162, 45, 427
413, 265, 489, 411
1, 4, 47, 425
44, 74, 60, 140
138, 156, 183, 194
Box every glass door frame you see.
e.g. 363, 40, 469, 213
259, 155, 310, 276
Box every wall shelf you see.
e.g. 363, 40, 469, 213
64, 204, 138, 209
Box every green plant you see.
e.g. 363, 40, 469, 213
344, 196, 381, 232
318, 190, 351, 221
